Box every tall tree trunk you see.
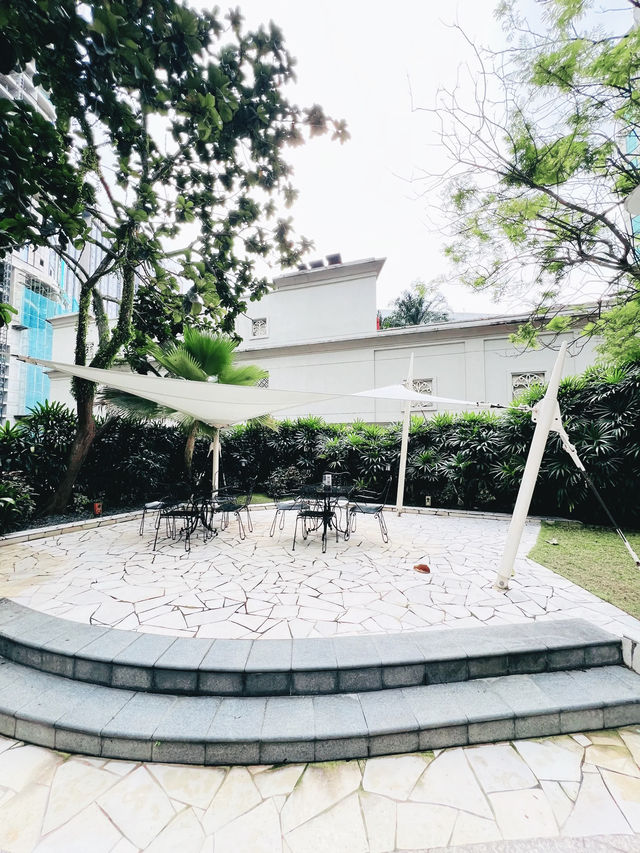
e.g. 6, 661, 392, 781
44, 392, 96, 513
184, 421, 199, 485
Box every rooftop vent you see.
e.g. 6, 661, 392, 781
309, 259, 324, 269
297, 263, 308, 271
326, 253, 342, 265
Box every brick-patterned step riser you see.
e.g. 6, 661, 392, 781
0, 600, 622, 696
0, 657, 639, 765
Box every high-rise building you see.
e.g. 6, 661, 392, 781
0, 71, 122, 421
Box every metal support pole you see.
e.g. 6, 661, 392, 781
494, 342, 568, 591
395, 354, 414, 515
211, 429, 220, 495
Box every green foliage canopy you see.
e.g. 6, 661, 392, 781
436, 0, 640, 357
0, 0, 348, 365
381, 280, 451, 329
0, 0, 346, 510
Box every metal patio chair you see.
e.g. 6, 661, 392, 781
345, 480, 391, 543
209, 481, 255, 540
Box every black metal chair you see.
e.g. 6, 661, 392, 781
209, 483, 254, 540
139, 497, 170, 536
269, 490, 312, 536
345, 480, 391, 543
292, 485, 340, 554
153, 495, 205, 552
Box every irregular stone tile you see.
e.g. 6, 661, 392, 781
98, 766, 176, 848
589, 731, 625, 746
201, 767, 262, 834
489, 788, 558, 839
147, 765, 225, 809
514, 738, 583, 783
410, 748, 492, 818
111, 839, 138, 853
281, 761, 362, 834
253, 765, 305, 799
396, 802, 457, 850
286, 793, 368, 853
42, 759, 118, 833
362, 754, 428, 801
540, 780, 574, 827
359, 791, 396, 853
214, 799, 282, 853
35, 802, 123, 852
103, 760, 140, 776
560, 781, 580, 801
0, 744, 63, 792
619, 729, 640, 767
0, 737, 19, 756
585, 743, 640, 778
450, 811, 502, 846
0, 782, 49, 853
563, 772, 633, 836
466, 743, 537, 793
601, 769, 640, 831
145, 806, 205, 853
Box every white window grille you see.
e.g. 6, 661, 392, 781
411, 378, 436, 409
512, 371, 545, 399
251, 318, 268, 338
256, 373, 269, 389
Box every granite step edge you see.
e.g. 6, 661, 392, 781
0, 600, 622, 696
0, 657, 638, 765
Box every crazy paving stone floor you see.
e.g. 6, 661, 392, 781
1, 728, 640, 852
1, 509, 640, 640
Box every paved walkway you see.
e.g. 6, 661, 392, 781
3, 510, 640, 850
1, 727, 639, 851
2, 510, 640, 641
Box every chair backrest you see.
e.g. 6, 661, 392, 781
352, 478, 392, 507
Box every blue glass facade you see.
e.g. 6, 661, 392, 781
20, 278, 65, 412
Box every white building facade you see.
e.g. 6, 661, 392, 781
46, 255, 600, 422
233, 256, 599, 422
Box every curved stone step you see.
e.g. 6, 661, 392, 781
0, 600, 621, 696
0, 656, 639, 764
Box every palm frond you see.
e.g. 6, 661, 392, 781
159, 349, 208, 382
218, 364, 268, 386
182, 328, 236, 376
99, 388, 167, 420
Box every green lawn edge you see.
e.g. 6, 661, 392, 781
528, 521, 640, 621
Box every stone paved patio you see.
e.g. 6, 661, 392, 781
1, 727, 640, 851
2, 509, 640, 641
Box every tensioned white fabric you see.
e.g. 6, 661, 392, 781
18, 357, 339, 427
17, 357, 504, 424
353, 384, 507, 409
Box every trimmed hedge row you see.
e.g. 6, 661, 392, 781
1, 361, 639, 533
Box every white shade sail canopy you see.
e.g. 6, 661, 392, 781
19, 358, 505, 425
354, 384, 508, 409
17, 357, 340, 427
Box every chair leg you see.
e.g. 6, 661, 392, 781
377, 510, 389, 544
139, 508, 147, 536
153, 515, 161, 550
245, 507, 253, 533
269, 509, 280, 537
236, 511, 246, 541
292, 515, 299, 551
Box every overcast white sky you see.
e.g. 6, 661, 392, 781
197, 0, 526, 315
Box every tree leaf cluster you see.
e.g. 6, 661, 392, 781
434, 0, 640, 350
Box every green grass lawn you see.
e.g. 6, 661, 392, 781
529, 522, 640, 620
250, 493, 272, 504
